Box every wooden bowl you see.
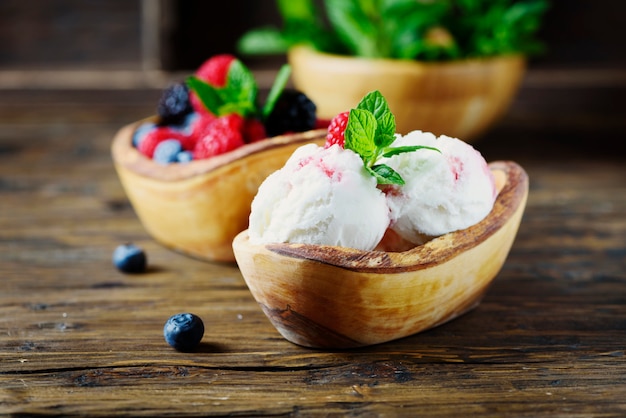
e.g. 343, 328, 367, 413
111, 119, 326, 263
288, 46, 526, 141
232, 161, 528, 348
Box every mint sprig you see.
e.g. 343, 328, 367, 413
186, 60, 291, 120
344, 90, 440, 185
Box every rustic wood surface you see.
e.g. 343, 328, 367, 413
1, 74, 625, 417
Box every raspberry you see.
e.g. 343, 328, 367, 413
325, 111, 350, 148
264, 90, 317, 137
157, 82, 193, 125
138, 127, 186, 158
193, 114, 245, 159
195, 54, 236, 87
242, 118, 266, 143
187, 113, 216, 146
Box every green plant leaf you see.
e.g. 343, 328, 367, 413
324, 0, 380, 57
369, 164, 405, 185
262, 64, 292, 119
356, 90, 395, 147
223, 60, 258, 116
186, 76, 223, 115
345, 109, 377, 162
382, 145, 441, 158
236, 28, 289, 55
374, 112, 396, 148
278, 0, 318, 24
357, 90, 391, 121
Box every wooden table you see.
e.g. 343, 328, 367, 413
1, 73, 625, 416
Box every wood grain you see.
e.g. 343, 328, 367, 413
1, 84, 625, 416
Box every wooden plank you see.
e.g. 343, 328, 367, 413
0, 88, 624, 416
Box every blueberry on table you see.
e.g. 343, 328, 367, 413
112, 243, 147, 273
164, 313, 205, 351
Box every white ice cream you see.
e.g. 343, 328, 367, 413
382, 131, 496, 243
248, 144, 390, 251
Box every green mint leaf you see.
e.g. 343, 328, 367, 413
186, 76, 223, 115
357, 90, 391, 121
382, 145, 440, 158
344, 109, 378, 163
219, 101, 257, 116
369, 164, 405, 185
262, 64, 292, 119
374, 112, 396, 148
357, 90, 396, 147
343, 90, 440, 186
222, 60, 258, 117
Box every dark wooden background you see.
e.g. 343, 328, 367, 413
1, 0, 625, 71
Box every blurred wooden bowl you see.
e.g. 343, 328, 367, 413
111, 119, 326, 263
288, 46, 526, 141
232, 161, 528, 348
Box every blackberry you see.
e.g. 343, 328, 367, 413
264, 90, 317, 137
157, 82, 193, 125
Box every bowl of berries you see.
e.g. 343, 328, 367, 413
111, 55, 326, 262
232, 91, 529, 348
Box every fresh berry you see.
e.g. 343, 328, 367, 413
190, 55, 236, 115
157, 82, 193, 125
195, 54, 236, 87
264, 90, 317, 137
193, 114, 245, 159
153, 139, 183, 165
137, 127, 186, 158
132, 122, 157, 147
163, 313, 205, 352
171, 112, 198, 135
176, 151, 194, 163
242, 118, 266, 143
190, 113, 217, 139
112, 243, 147, 274
325, 111, 350, 148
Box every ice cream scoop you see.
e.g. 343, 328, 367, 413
248, 144, 389, 251
382, 131, 496, 244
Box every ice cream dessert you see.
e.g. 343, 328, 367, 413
381, 130, 497, 245
248, 143, 389, 251
248, 90, 496, 251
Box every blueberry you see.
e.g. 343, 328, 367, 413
132, 122, 156, 148
176, 150, 194, 163
112, 243, 147, 273
153, 139, 183, 165
164, 313, 205, 351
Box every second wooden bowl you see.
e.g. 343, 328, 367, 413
111, 120, 326, 263
288, 46, 526, 141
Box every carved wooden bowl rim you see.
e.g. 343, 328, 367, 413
234, 160, 528, 274
110, 118, 328, 182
